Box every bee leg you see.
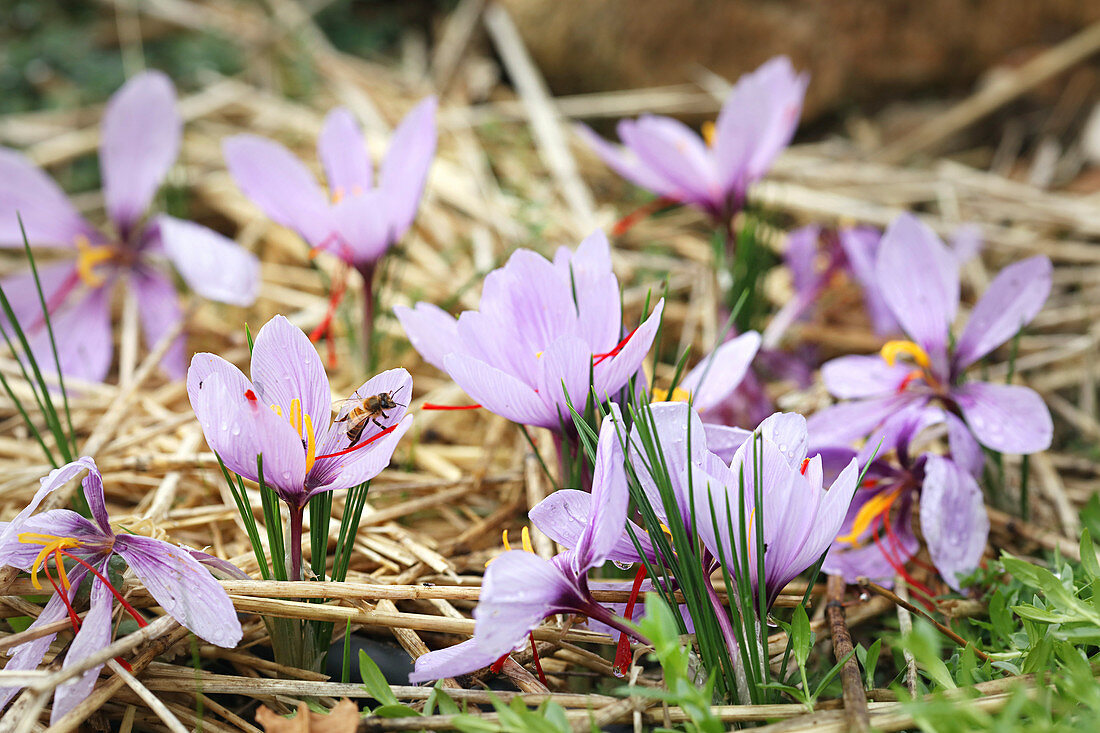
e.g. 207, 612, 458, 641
372, 418, 387, 431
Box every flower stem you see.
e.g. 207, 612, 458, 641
288, 505, 304, 581
357, 263, 376, 372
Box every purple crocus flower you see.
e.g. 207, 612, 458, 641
808, 213, 1053, 457
410, 411, 643, 683
577, 57, 807, 221
0, 457, 242, 723
223, 98, 436, 280
395, 230, 664, 431
187, 315, 413, 578
821, 407, 988, 593
0, 71, 260, 382
640, 405, 859, 609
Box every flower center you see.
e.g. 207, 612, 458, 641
17, 533, 84, 591
651, 386, 692, 403
270, 397, 317, 473
486, 526, 535, 567
75, 234, 116, 288
702, 120, 717, 147
834, 487, 902, 547
330, 185, 363, 205
880, 340, 941, 391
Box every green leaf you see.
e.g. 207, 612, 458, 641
860, 639, 881, 690
359, 649, 398, 706
813, 650, 856, 699
1081, 528, 1100, 581
790, 603, 812, 666
370, 704, 421, 718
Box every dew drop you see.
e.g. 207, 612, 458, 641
613, 561, 632, 571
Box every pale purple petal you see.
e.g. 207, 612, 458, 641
131, 267, 185, 380
0, 510, 107, 569
0, 457, 98, 547
473, 551, 584, 654
250, 315, 330, 436
50, 559, 113, 724
680, 331, 761, 414
308, 414, 412, 496
0, 262, 80, 334
574, 123, 677, 198
821, 355, 911, 399
954, 256, 1051, 370
155, 215, 259, 306
444, 352, 550, 428
394, 303, 461, 373
223, 135, 330, 240
806, 394, 918, 450
571, 410, 630, 573
536, 336, 593, 427
186, 354, 307, 497
788, 458, 860, 574
949, 224, 982, 263
953, 381, 1052, 454
618, 117, 719, 208
379, 97, 437, 241
529, 490, 651, 566
756, 411, 809, 467
784, 225, 821, 294
409, 637, 502, 683
79, 462, 110, 534
824, 502, 917, 588
838, 226, 898, 336
0, 148, 94, 247
114, 534, 243, 646
32, 285, 112, 384
324, 189, 390, 264
703, 424, 751, 463
593, 299, 665, 402
945, 412, 984, 477
630, 401, 709, 523
920, 455, 988, 592
554, 230, 621, 350
318, 107, 372, 196
0, 577, 83, 710
100, 71, 180, 235
875, 214, 959, 365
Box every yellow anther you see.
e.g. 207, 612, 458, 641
535, 351, 544, 359
746, 507, 757, 561
880, 340, 931, 370
835, 488, 901, 547
651, 386, 692, 404
702, 121, 717, 147
289, 399, 302, 435
501, 529, 511, 552
18, 533, 82, 590
271, 404, 283, 417
303, 413, 317, 473
521, 526, 534, 554
331, 187, 345, 204
74, 235, 113, 288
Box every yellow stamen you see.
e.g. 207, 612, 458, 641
303, 413, 316, 473
74, 235, 113, 288
18, 533, 82, 590
746, 507, 757, 561
535, 351, 543, 359
289, 398, 302, 435
702, 121, 717, 147
651, 386, 693, 404
331, 186, 345, 204
835, 488, 901, 547
880, 340, 931, 370
521, 526, 534, 554
501, 529, 511, 552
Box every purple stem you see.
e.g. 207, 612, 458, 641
356, 262, 376, 372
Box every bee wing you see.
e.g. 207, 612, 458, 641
333, 399, 357, 422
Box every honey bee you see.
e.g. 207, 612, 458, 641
334, 386, 406, 446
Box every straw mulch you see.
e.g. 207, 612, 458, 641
1, 2, 1098, 731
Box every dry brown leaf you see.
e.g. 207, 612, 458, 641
255, 699, 360, 732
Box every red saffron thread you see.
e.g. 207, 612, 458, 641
614, 565, 648, 675
313, 423, 399, 461
244, 389, 257, 402
611, 196, 678, 236
59, 550, 148, 628
489, 654, 508, 674
421, 403, 483, 411
799, 458, 810, 475
592, 327, 639, 366
529, 631, 547, 686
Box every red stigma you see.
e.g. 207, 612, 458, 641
614, 565, 648, 675
529, 631, 547, 686
896, 369, 923, 394
799, 458, 810, 475
592, 326, 639, 366
489, 654, 508, 674
313, 423, 399, 461
421, 403, 483, 411
244, 389, 257, 402
611, 196, 678, 236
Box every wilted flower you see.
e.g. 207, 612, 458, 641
809, 213, 1053, 456
822, 407, 988, 594
409, 410, 645, 683
0, 457, 242, 723
0, 71, 260, 382
224, 99, 436, 276
395, 230, 664, 431
577, 57, 807, 221
187, 315, 412, 579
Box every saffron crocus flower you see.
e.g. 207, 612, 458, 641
0, 71, 260, 382
410, 411, 644, 683
187, 315, 413, 578
577, 57, 807, 221
0, 457, 242, 723
224, 99, 436, 280
822, 408, 988, 593
809, 213, 1053, 456
395, 230, 664, 431
641, 406, 859, 609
